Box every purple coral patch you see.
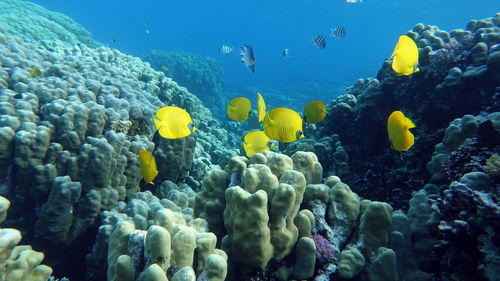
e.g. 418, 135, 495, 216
312, 234, 335, 264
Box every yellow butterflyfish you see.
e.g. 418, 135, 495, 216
257, 92, 266, 123
304, 100, 327, 124
138, 150, 158, 184
387, 111, 416, 151
161, 66, 169, 71
263, 107, 304, 143
227, 97, 252, 121
391, 35, 420, 76
243, 130, 275, 157
28, 68, 42, 77
153, 106, 197, 139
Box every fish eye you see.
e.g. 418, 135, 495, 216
267, 141, 273, 149
296, 130, 303, 139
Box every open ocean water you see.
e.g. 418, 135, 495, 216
28, 0, 500, 102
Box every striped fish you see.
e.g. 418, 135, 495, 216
219, 45, 233, 54
330, 26, 347, 38
313, 35, 327, 50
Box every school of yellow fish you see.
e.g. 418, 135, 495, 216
138, 34, 419, 184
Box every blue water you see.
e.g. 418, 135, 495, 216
31, 0, 499, 100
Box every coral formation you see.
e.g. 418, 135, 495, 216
0, 196, 53, 281
0, 23, 234, 278
0, 2, 498, 280
142, 49, 225, 117
317, 14, 499, 209
0, 0, 100, 48
87, 191, 228, 281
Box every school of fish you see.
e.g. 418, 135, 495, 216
138, 31, 421, 184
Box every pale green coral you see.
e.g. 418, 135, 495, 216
427, 114, 479, 182
294, 210, 315, 239
223, 187, 272, 268
194, 170, 228, 239
360, 201, 393, 254
291, 151, 322, 184
338, 246, 365, 279
104, 198, 227, 281
220, 152, 314, 272
365, 247, 398, 281
303, 184, 330, 204
0, 196, 53, 281
290, 237, 316, 279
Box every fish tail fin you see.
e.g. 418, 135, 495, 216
153, 117, 162, 130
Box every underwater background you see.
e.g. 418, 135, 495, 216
27, 0, 500, 111
0, 0, 499, 281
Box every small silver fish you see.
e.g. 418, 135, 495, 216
345, 0, 363, 3
240, 45, 256, 72
282, 48, 290, 58
219, 45, 233, 54
313, 35, 327, 50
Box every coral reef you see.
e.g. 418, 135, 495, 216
427, 112, 500, 184
0, 0, 100, 48
317, 14, 499, 209
86, 190, 227, 281
142, 49, 225, 117
195, 151, 318, 279
0, 26, 234, 279
433, 173, 499, 281
0, 196, 53, 281
0, 3, 498, 281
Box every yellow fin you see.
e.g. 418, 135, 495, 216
138, 150, 158, 184
257, 92, 266, 123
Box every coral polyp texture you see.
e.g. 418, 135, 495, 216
0, 1, 498, 280
0, 0, 100, 48
0, 196, 53, 281
0, 18, 234, 278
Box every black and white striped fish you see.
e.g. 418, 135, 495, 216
219, 45, 233, 54
330, 26, 347, 38
313, 35, 327, 50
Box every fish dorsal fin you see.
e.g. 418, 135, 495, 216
188, 122, 197, 133
405, 117, 416, 129
153, 117, 162, 130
